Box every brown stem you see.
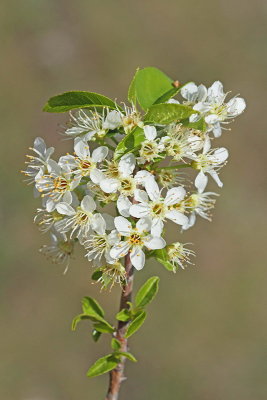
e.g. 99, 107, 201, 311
105, 253, 134, 400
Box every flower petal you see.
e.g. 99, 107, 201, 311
130, 247, 145, 270
134, 189, 149, 203
81, 195, 96, 213
145, 176, 160, 201
110, 241, 131, 259
56, 202, 75, 216
134, 170, 153, 185
129, 203, 150, 218
165, 210, 188, 226
144, 125, 157, 141
91, 146, 109, 163
90, 168, 105, 184
114, 216, 132, 236
117, 195, 132, 217
74, 138, 89, 159
136, 217, 152, 232
165, 187, 186, 206
145, 236, 166, 250
226, 97, 246, 116
195, 171, 208, 193
92, 213, 106, 235
181, 82, 198, 102
151, 218, 164, 237
118, 153, 136, 176
100, 178, 120, 193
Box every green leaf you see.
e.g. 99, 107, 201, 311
92, 329, 102, 342
153, 87, 180, 104
145, 103, 195, 125
116, 308, 131, 322
111, 338, 121, 351
82, 297, 105, 318
132, 67, 174, 110
118, 352, 137, 362
72, 314, 90, 331
87, 354, 119, 377
128, 68, 139, 104
181, 117, 207, 132
114, 126, 145, 160
125, 311, 147, 338
91, 269, 103, 281
94, 322, 115, 334
135, 276, 160, 308
43, 91, 119, 113
154, 248, 175, 272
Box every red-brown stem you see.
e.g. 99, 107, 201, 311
105, 252, 134, 400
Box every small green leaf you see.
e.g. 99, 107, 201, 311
119, 352, 137, 362
128, 68, 139, 104
111, 338, 121, 351
114, 126, 145, 160
94, 322, 115, 334
125, 311, 147, 338
43, 91, 119, 113
154, 248, 175, 272
82, 297, 105, 318
153, 87, 180, 104
91, 269, 103, 281
132, 67, 174, 110
135, 276, 160, 308
92, 329, 102, 342
145, 103, 195, 125
181, 117, 207, 132
116, 309, 131, 322
87, 354, 119, 377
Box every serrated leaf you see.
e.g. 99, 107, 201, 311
132, 67, 174, 110
116, 309, 131, 322
114, 126, 145, 160
87, 354, 119, 377
43, 91, 119, 113
145, 103, 195, 125
82, 297, 104, 318
119, 352, 137, 362
92, 329, 102, 342
125, 311, 147, 338
94, 322, 115, 334
111, 338, 121, 351
135, 276, 160, 308
154, 248, 175, 272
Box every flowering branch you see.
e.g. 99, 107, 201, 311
22, 67, 246, 399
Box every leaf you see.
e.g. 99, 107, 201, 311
128, 68, 139, 104
125, 311, 147, 338
111, 338, 121, 351
132, 67, 174, 110
181, 117, 207, 132
114, 126, 145, 160
94, 322, 115, 334
116, 309, 131, 322
144, 103, 196, 125
135, 276, 160, 308
119, 352, 137, 362
154, 248, 175, 272
82, 297, 105, 318
43, 91, 119, 113
91, 269, 103, 281
92, 329, 102, 342
153, 87, 180, 104
87, 354, 119, 378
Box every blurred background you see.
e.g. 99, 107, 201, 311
1, 0, 267, 399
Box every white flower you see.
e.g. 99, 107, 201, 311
166, 242, 195, 270
35, 160, 80, 212
54, 195, 103, 240
130, 177, 188, 237
102, 110, 123, 130
110, 216, 166, 270
120, 104, 144, 133
139, 125, 164, 163
39, 232, 74, 273
22, 137, 54, 184
183, 81, 246, 137
181, 82, 208, 104
59, 138, 108, 184
189, 138, 229, 192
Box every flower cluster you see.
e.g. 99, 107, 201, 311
23, 77, 245, 287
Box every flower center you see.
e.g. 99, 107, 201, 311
78, 159, 95, 176
151, 202, 166, 217
53, 177, 68, 192
120, 177, 136, 195
104, 161, 120, 178
75, 209, 91, 225
128, 232, 143, 246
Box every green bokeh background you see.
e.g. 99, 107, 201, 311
1, 0, 267, 399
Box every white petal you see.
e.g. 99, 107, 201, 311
45, 198, 56, 212
62, 191, 72, 204
209, 170, 223, 187
114, 216, 132, 236
134, 189, 149, 203
81, 195, 96, 213
194, 102, 211, 113
74, 138, 89, 159
117, 195, 132, 217
203, 136, 211, 154
197, 84, 208, 101
90, 168, 105, 184
91, 146, 109, 163
34, 137, 46, 154
145, 236, 166, 250
189, 113, 201, 123
205, 114, 219, 124
151, 218, 164, 237
118, 153, 136, 176
130, 247, 145, 270
100, 178, 120, 193
136, 217, 152, 232
145, 176, 160, 201
207, 81, 224, 104
129, 203, 150, 218
165, 210, 188, 226
144, 125, 157, 141
134, 170, 153, 185
56, 202, 75, 216
182, 213, 196, 230
103, 110, 122, 130
195, 171, 208, 193
102, 213, 115, 230
213, 147, 228, 163
70, 176, 81, 190
226, 97, 246, 116
110, 241, 131, 259
212, 122, 222, 138
181, 82, 198, 102
164, 187, 186, 206
91, 213, 106, 235
167, 99, 180, 104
